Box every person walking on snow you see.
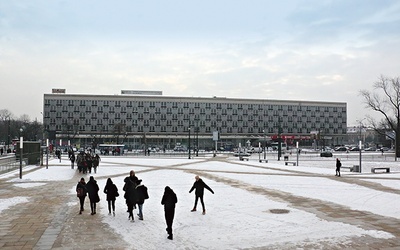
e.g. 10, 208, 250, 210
123, 170, 138, 221
104, 178, 119, 216
161, 186, 177, 240
86, 176, 100, 215
189, 175, 214, 215
76, 177, 87, 214
335, 158, 342, 177
135, 179, 149, 220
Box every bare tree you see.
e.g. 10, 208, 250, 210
360, 75, 400, 157
0, 109, 13, 121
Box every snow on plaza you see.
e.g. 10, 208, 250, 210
1, 151, 400, 249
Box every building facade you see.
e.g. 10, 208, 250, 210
43, 92, 347, 150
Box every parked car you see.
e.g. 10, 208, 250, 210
364, 147, 376, 151
349, 147, 360, 151
233, 151, 251, 157
320, 151, 333, 157
334, 146, 348, 151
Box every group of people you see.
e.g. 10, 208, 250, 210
75, 172, 214, 241
73, 151, 101, 174
123, 170, 149, 221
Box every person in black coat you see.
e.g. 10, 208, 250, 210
335, 158, 342, 177
136, 179, 149, 220
104, 178, 119, 216
189, 175, 214, 215
69, 151, 75, 169
123, 170, 138, 221
86, 176, 100, 215
76, 177, 88, 214
161, 186, 177, 240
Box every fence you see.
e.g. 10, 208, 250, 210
0, 155, 27, 174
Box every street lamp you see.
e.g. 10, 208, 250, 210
356, 118, 365, 173
19, 127, 24, 179
46, 138, 49, 169
263, 129, 266, 160
188, 127, 191, 159
195, 121, 199, 157
278, 125, 282, 161
7, 117, 11, 152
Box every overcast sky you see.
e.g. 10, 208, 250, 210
1, 0, 399, 126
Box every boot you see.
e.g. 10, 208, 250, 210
202, 210, 206, 215
191, 208, 196, 212
167, 234, 173, 240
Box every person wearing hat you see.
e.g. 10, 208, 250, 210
189, 175, 214, 215
135, 179, 149, 220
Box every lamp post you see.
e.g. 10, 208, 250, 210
356, 119, 365, 173
196, 121, 199, 157
263, 130, 267, 160
296, 141, 299, 166
278, 126, 282, 161
19, 128, 23, 179
188, 127, 191, 159
46, 139, 49, 169
7, 117, 10, 152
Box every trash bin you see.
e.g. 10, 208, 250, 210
284, 156, 289, 161
352, 165, 360, 172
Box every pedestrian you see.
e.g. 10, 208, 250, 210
335, 158, 342, 177
104, 178, 119, 216
86, 176, 100, 215
76, 151, 85, 173
69, 151, 75, 169
56, 148, 61, 162
93, 154, 101, 173
86, 153, 93, 174
123, 170, 138, 221
189, 175, 214, 215
161, 186, 177, 240
76, 177, 88, 214
136, 179, 149, 220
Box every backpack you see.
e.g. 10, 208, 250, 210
77, 187, 84, 197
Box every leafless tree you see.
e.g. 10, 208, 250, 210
360, 75, 400, 157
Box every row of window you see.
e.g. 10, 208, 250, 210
50, 106, 345, 118
49, 123, 345, 135
46, 99, 345, 113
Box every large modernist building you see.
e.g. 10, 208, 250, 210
43, 90, 347, 150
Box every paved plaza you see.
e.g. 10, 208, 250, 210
0, 153, 400, 249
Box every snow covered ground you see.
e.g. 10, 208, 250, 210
1, 152, 399, 249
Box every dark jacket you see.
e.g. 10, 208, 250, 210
70, 153, 75, 163
336, 159, 342, 169
136, 184, 149, 205
123, 176, 138, 206
161, 186, 177, 211
86, 177, 100, 203
189, 178, 214, 196
104, 182, 119, 201
76, 181, 87, 197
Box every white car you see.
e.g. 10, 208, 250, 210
233, 151, 251, 157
